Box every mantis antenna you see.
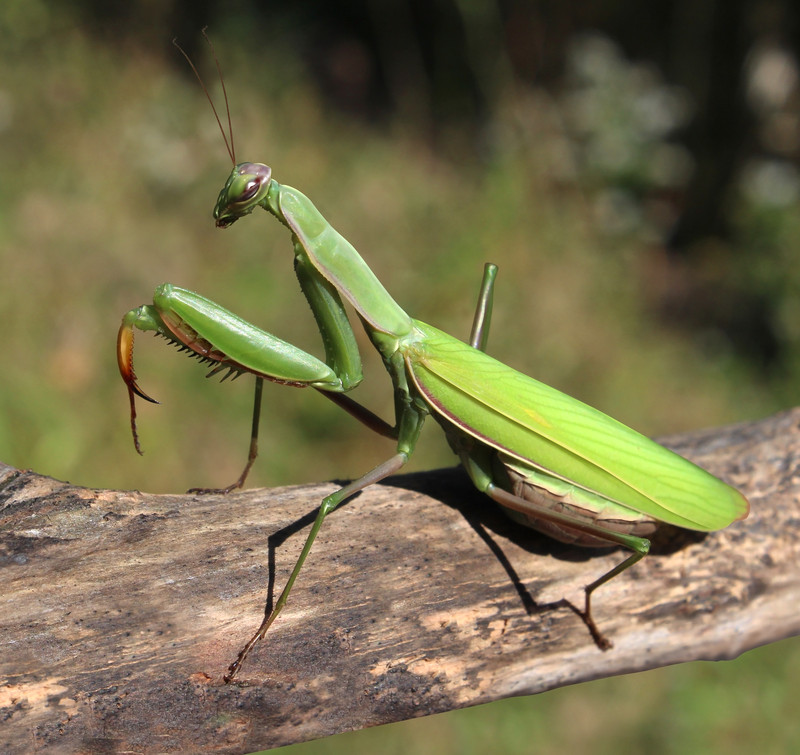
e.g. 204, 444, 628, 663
172, 28, 236, 165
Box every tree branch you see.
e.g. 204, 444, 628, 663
1, 409, 798, 753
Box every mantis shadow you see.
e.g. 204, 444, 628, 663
381, 466, 708, 648
254, 467, 707, 650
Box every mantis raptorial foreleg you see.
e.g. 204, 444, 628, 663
119, 251, 397, 493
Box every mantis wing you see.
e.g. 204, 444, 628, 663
407, 321, 749, 531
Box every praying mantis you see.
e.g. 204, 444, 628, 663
117, 50, 749, 682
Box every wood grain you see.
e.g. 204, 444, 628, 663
1, 409, 798, 753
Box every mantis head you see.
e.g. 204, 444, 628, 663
214, 162, 273, 228
173, 36, 275, 230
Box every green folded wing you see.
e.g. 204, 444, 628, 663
407, 321, 749, 531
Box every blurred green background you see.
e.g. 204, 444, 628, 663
1, 1, 798, 752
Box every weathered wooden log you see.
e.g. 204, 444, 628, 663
1, 409, 798, 753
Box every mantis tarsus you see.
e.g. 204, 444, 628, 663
117, 51, 749, 683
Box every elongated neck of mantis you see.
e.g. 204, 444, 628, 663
266, 180, 415, 340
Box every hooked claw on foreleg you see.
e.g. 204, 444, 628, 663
117, 310, 160, 454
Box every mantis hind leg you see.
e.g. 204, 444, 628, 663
491, 472, 648, 649
463, 264, 649, 647
459, 447, 649, 650
469, 263, 498, 351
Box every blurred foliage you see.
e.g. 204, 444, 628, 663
0, 2, 798, 754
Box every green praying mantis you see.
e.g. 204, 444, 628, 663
117, 49, 749, 682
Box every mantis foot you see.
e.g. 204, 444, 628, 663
187, 482, 243, 495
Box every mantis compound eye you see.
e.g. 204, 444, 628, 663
232, 163, 272, 204
239, 179, 260, 201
